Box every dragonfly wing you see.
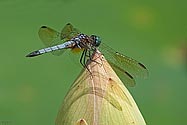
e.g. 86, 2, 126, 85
61, 23, 81, 40
38, 26, 65, 55
99, 43, 148, 80
108, 61, 136, 87
38, 26, 60, 46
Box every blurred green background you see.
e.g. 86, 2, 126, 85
0, 0, 187, 125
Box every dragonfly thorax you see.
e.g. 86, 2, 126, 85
71, 34, 101, 50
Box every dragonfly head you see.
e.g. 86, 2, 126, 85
90, 35, 101, 47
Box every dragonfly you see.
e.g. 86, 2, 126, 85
26, 23, 148, 87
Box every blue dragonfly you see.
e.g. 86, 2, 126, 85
26, 23, 148, 87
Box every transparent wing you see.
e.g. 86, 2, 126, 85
61, 23, 81, 40
38, 26, 61, 46
38, 23, 80, 55
108, 61, 136, 87
99, 43, 148, 80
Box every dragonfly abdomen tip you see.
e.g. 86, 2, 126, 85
26, 50, 41, 57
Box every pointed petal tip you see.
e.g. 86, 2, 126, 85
76, 119, 88, 125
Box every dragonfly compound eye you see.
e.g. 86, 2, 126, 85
91, 35, 101, 47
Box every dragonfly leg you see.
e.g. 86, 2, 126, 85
80, 49, 101, 74
80, 49, 86, 67
80, 49, 89, 69
80, 49, 92, 73
83, 49, 88, 67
